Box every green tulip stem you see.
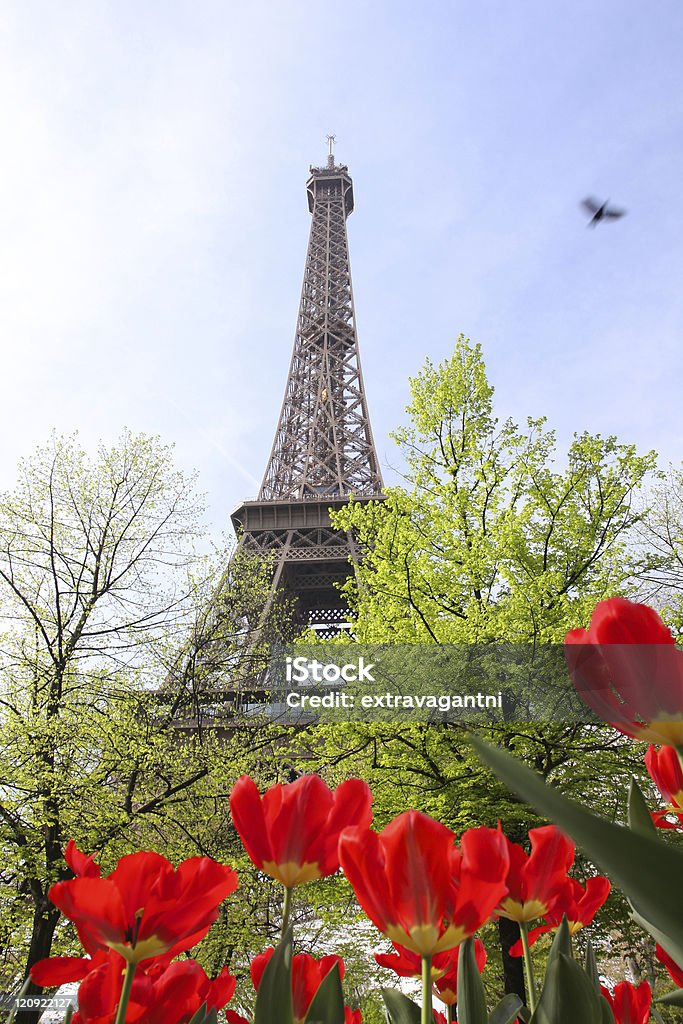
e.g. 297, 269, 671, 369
281, 886, 293, 940
114, 960, 137, 1024
421, 956, 433, 1024
446, 1005, 453, 1024
519, 923, 537, 1014
64, 1007, 74, 1024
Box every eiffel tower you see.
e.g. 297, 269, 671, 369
231, 140, 383, 636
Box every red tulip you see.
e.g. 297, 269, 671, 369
509, 876, 610, 954
339, 810, 509, 957
344, 1009, 362, 1024
226, 1012, 251, 1024
600, 980, 652, 1024
130, 959, 236, 1024
374, 939, 486, 1005
34, 949, 236, 1024
645, 744, 683, 829
656, 943, 683, 986
230, 774, 372, 888
497, 826, 574, 923
565, 597, 683, 744
48, 847, 238, 964
251, 948, 344, 1024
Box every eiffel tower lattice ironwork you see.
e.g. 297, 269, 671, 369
231, 143, 383, 635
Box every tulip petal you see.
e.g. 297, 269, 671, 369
657, 943, 683, 987
30, 955, 96, 986
455, 826, 510, 933
339, 826, 397, 936
588, 598, 674, 645
230, 775, 274, 869
48, 878, 129, 947
108, 851, 173, 921
143, 857, 238, 946
267, 775, 332, 869
318, 778, 373, 875
65, 841, 101, 879
381, 811, 456, 937
566, 599, 683, 742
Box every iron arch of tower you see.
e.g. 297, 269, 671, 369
231, 150, 384, 635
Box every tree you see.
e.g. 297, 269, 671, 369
0, 432, 285, 1019
633, 463, 683, 632
0, 433, 200, 998
317, 337, 659, 994
334, 336, 656, 643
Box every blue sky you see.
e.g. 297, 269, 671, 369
1, 0, 682, 539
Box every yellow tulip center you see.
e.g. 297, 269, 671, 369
263, 859, 321, 888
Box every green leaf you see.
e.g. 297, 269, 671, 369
457, 936, 488, 1024
380, 988, 421, 1024
656, 987, 683, 1007
255, 930, 294, 1024
188, 1005, 210, 1024
546, 917, 572, 965
488, 992, 524, 1024
626, 783, 683, 969
470, 735, 683, 956
187, 1006, 218, 1024
630, 910, 683, 979
627, 778, 657, 837
304, 962, 345, 1024
530, 953, 603, 1024
584, 938, 600, 993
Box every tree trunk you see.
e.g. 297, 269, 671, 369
22, 896, 62, 1024
498, 916, 526, 1002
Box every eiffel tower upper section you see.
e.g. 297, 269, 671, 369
260, 147, 382, 499
231, 143, 383, 631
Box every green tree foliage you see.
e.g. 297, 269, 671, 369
308, 337, 661, 994
334, 336, 656, 644
0, 432, 199, 977
0, 432, 287, 1017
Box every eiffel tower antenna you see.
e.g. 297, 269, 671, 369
231, 146, 383, 635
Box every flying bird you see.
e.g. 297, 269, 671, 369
581, 197, 627, 226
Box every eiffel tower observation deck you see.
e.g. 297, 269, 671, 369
231, 140, 384, 635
